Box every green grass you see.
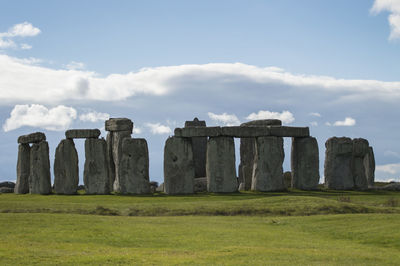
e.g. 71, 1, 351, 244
0, 191, 399, 265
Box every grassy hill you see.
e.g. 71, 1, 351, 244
0, 190, 399, 265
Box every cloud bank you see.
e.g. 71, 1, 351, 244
371, 0, 400, 40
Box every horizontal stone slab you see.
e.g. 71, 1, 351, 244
17, 132, 46, 144
65, 129, 101, 139
105, 118, 133, 132
241, 119, 282, 126
174, 126, 309, 138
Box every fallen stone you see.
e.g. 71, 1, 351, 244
118, 138, 150, 194
324, 137, 354, 190
283, 171, 292, 188
105, 118, 133, 132
84, 138, 110, 194
65, 129, 101, 139
0, 181, 15, 189
15, 144, 30, 194
54, 139, 79, 194
0, 187, 14, 193
352, 138, 369, 190
194, 177, 207, 192
239, 137, 255, 190
185, 118, 207, 178
241, 119, 282, 126
364, 146, 375, 187
111, 131, 132, 191
164, 137, 195, 194
207, 136, 238, 193
378, 182, 400, 191
291, 137, 320, 190
29, 141, 51, 194
252, 136, 285, 192
18, 132, 46, 144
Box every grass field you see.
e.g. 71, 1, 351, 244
1, 190, 399, 265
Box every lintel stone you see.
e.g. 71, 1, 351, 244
105, 118, 133, 132
18, 132, 46, 144
65, 129, 101, 139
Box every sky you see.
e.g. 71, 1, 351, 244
1, 0, 400, 184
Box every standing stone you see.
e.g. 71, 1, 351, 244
15, 143, 30, 194
106, 132, 115, 190
291, 137, 320, 190
112, 130, 132, 191
29, 141, 51, 194
184, 118, 207, 178
364, 146, 375, 187
352, 138, 369, 190
164, 137, 195, 194
239, 119, 282, 190
118, 138, 150, 194
252, 136, 285, 192
84, 138, 110, 194
54, 139, 79, 194
206, 136, 237, 193
324, 137, 354, 190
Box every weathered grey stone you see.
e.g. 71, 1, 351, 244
65, 129, 101, 139
238, 137, 255, 190
105, 118, 133, 132
252, 136, 285, 191
0, 181, 15, 189
194, 177, 207, 192
291, 137, 320, 190
18, 132, 46, 144
118, 138, 150, 194
149, 181, 158, 193
164, 137, 195, 194
324, 137, 354, 190
364, 147, 375, 187
83, 138, 110, 194
206, 136, 237, 193
283, 171, 292, 188
15, 144, 30, 194
54, 139, 79, 194
0, 187, 14, 193
29, 141, 51, 194
156, 182, 164, 192
241, 119, 282, 126
352, 138, 369, 190
174, 127, 221, 137
185, 118, 207, 178
111, 131, 132, 191
106, 132, 116, 190
238, 182, 246, 191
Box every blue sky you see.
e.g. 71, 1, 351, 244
1, 0, 400, 183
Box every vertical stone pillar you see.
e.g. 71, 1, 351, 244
324, 137, 354, 190
251, 136, 285, 192
106, 132, 115, 191
29, 141, 51, 194
15, 143, 30, 194
111, 130, 132, 191
54, 139, 79, 194
364, 146, 375, 188
239, 119, 282, 190
206, 136, 237, 193
164, 136, 195, 194
291, 137, 320, 190
352, 138, 369, 190
184, 118, 207, 178
84, 138, 110, 194
118, 138, 150, 194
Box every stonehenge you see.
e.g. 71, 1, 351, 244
14, 117, 378, 196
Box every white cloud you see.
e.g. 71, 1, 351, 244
309, 112, 321, 117
0, 22, 40, 50
133, 127, 142, 134
3, 104, 77, 132
384, 150, 400, 158
310, 121, 318, 126
376, 163, 400, 175
371, 0, 400, 40
145, 123, 172, 135
65, 61, 85, 70
246, 110, 295, 124
0, 39, 15, 49
79, 111, 110, 123
20, 43, 32, 50
207, 112, 240, 126
332, 117, 356, 127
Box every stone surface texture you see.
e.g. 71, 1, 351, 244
194, 177, 207, 192
291, 137, 320, 190
324, 137, 354, 190
241, 119, 282, 127
283, 171, 292, 188
15, 143, 30, 194
29, 141, 51, 194
251, 136, 285, 192
105, 118, 133, 132
84, 138, 110, 194
206, 136, 237, 193
163, 137, 195, 194
106, 132, 115, 190
118, 138, 150, 194
18, 132, 46, 144
111, 130, 132, 191
352, 138, 369, 190
54, 139, 79, 194
65, 129, 101, 139
184, 118, 207, 178
364, 146, 375, 187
